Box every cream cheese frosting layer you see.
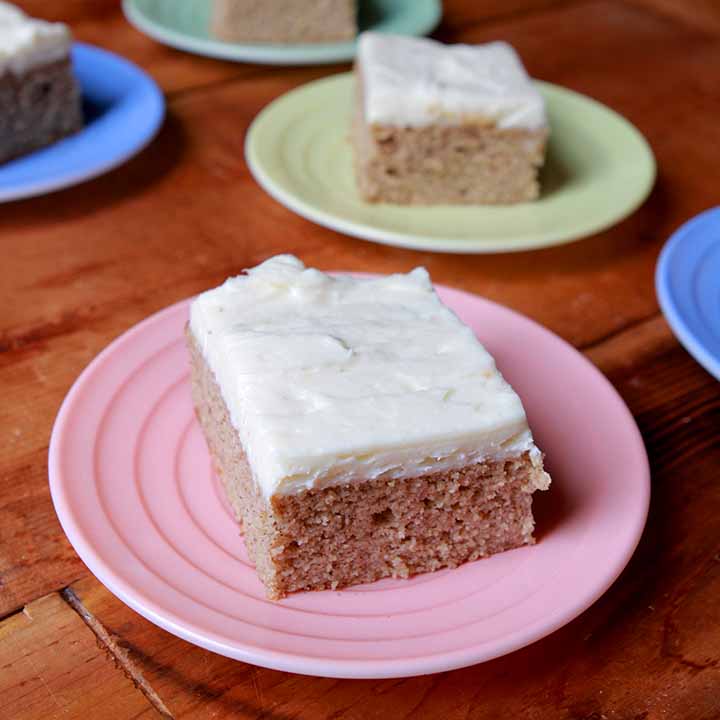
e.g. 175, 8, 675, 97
189, 255, 542, 498
357, 32, 547, 130
0, 2, 72, 76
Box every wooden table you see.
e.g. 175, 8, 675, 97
2, 1, 720, 717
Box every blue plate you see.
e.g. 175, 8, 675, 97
0, 43, 164, 202
656, 207, 720, 381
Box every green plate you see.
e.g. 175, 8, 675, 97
245, 73, 656, 254
122, 0, 441, 66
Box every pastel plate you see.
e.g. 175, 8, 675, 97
656, 207, 720, 381
0, 43, 164, 203
49, 283, 649, 679
122, 0, 441, 65
246, 74, 656, 253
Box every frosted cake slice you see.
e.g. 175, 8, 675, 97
187, 255, 551, 599
210, 0, 356, 44
352, 33, 549, 205
0, 2, 82, 164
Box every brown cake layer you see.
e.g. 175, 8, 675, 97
187, 329, 550, 600
211, 0, 356, 44
0, 58, 83, 165
352, 69, 548, 205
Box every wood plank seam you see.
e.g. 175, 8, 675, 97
582, 313, 678, 376
0, 604, 27, 624
60, 587, 175, 720
578, 311, 662, 352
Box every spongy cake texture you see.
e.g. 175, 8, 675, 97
0, 58, 81, 164
211, 0, 356, 43
188, 331, 550, 600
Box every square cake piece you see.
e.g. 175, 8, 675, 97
0, 2, 82, 165
187, 255, 551, 599
352, 33, 549, 205
210, 0, 356, 44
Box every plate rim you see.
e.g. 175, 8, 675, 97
49, 286, 650, 679
0, 42, 165, 203
656, 206, 720, 381
245, 73, 657, 254
122, 0, 442, 66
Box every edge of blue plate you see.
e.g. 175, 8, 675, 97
656, 206, 720, 381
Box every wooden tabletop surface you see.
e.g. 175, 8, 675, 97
2, 1, 720, 718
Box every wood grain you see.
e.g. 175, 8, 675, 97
0, 592, 161, 720
629, 0, 720, 32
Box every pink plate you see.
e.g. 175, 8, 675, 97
49, 283, 650, 679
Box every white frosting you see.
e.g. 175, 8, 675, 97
357, 33, 547, 130
190, 255, 544, 498
0, 2, 72, 76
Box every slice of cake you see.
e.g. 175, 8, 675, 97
0, 2, 82, 165
210, 0, 356, 44
352, 33, 549, 205
187, 255, 551, 600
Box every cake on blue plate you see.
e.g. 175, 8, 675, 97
0, 2, 82, 164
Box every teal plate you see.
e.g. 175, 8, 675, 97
122, 0, 442, 66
